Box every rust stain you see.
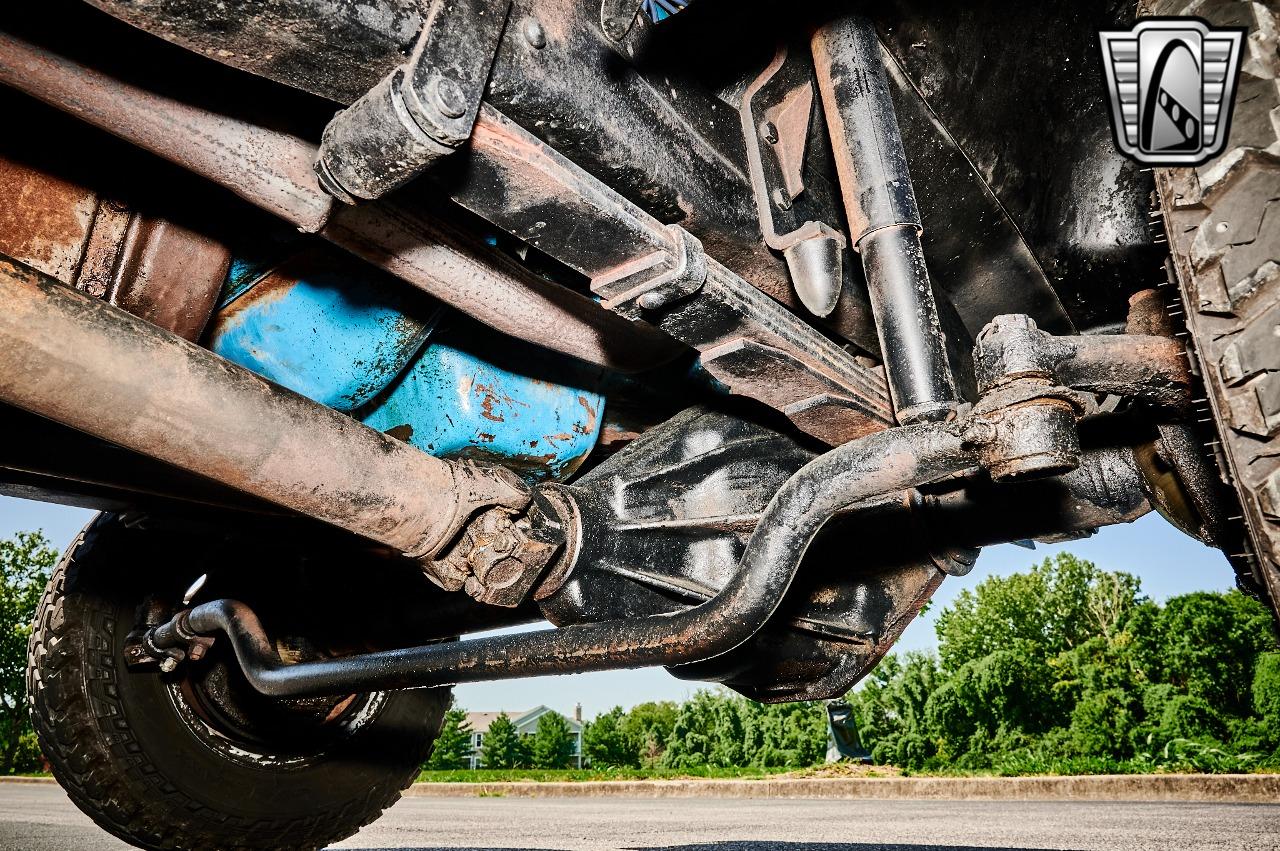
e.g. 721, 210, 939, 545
454, 446, 558, 474
473, 379, 530, 423
543, 432, 574, 447
811, 587, 839, 605
385, 424, 414, 442
600, 425, 642, 447
474, 380, 506, 422
0, 154, 96, 281
207, 263, 297, 333
572, 394, 599, 436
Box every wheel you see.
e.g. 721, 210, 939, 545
1152, 0, 1280, 615
27, 514, 450, 851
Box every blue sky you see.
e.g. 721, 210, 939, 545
1, 495, 1235, 720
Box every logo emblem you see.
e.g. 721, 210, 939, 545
1099, 18, 1246, 166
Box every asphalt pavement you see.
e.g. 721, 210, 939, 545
0, 782, 1275, 851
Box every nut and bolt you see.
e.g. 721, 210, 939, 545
434, 76, 468, 119
771, 187, 792, 210
159, 657, 178, 673
760, 121, 779, 144
521, 17, 547, 49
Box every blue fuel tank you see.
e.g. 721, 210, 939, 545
208, 247, 604, 480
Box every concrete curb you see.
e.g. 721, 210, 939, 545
404, 774, 1280, 803
10, 772, 1276, 803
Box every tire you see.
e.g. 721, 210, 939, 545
1150, 0, 1280, 613
27, 515, 451, 851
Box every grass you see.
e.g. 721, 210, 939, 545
416, 766, 780, 782
417, 757, 1280, 783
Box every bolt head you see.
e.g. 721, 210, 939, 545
638, 290, 669, 310
521, 17, 547, 49
771, 187, 792, 210
434, 77, 468, 119
760, 121, 779, 145
159, 657, 178, 673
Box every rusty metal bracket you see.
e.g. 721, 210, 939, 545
315, 0, 513, 203
739, 45, 847, 318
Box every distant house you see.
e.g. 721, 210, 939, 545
464, 705, 584, 769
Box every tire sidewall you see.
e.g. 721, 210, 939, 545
31, 515, 449, 849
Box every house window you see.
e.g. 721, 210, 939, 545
474, 733, 483, 747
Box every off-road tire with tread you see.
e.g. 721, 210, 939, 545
27, 514, 451, 851
1148, 0, 1280, 614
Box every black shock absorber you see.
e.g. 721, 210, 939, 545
812, 15, 961, 424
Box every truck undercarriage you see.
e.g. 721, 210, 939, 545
2, 0, 1277, 848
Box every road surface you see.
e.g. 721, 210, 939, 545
0, 782, 1275, 850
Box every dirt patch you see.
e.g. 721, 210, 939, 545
784, 763, 903, 779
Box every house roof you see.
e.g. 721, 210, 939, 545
519, 705, 583, 732
464, 710, 532, 734
464, 706, 583, 734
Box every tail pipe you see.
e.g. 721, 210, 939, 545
812, 16, 961, 424
152, 421, 984, 697
0, 256, 527, 560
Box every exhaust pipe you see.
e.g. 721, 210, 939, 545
0, 255, 527, 559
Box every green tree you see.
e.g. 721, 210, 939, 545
660, 690, 752, 768
849, 651, 942, 767
935, 554, 1142, 672
925, 648, 1060, 767
620, 701, 678, 765
583, 706, 640, 768
661, 691, 828, 770
1254, 653, 1280, 732
851, 552, 1280, 773
480, 713, 529, 769
660, 691, 721, 768
530, 710, 576, 769
425, 707, 473, 770
740, 700, 828, 767
1136, 591, 1274, 717
0, 532, 56, 775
